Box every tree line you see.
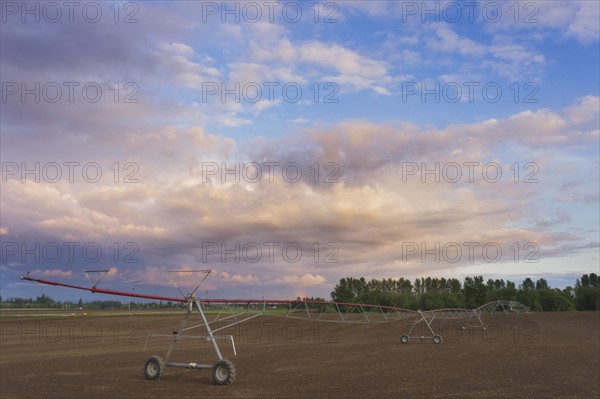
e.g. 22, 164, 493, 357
0, 295, 184, 310
330, 274, 599, 311
2, 273, 598, 311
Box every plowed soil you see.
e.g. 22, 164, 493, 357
1, 311, 598, 398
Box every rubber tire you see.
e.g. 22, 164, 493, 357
212, 359, 236, 385
144, 355, 166, 380
432, 335, 442, 344
400, 335, 409, 344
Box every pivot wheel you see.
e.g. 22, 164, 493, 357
400, 334, 409, 344
212, 359, 236, 385
144, 355, 166, 380
432, 335, 442, 344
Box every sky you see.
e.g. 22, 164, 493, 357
1, 0, 599, 302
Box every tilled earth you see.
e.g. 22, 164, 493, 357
1, 311, 598, 398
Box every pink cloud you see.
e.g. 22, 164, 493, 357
31, 268, 73, 278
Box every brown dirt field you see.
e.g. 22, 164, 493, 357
1, 311, 598, 398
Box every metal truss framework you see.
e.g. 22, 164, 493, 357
400, 300, 531, 344
20, 271, 532, 384
20, 270, 419, 385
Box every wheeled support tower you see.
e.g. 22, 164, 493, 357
143, 271, 236, 385
400, 311, 443, 344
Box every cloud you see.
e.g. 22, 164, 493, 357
30, 268, 73, 278
567, 1, 600, 43
244, 36, 394, 94
1, 2, 597, 299
299, 41, 388, 78
426, 26, 487, 57
482, 39, 546, 80
3, 97, 597, 292
272, 274, 328, 287
1, 181, 169, 241
106, 267, 119, 277
524, 0, 600, 44
564, 96, 600, 125
383, 24, 547, 81
219, 272, 262, 285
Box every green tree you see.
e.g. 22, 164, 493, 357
574, 273, 600, 310
463, 276, 486, 308
521, 277, 535, 290
517, 289, 541, 311
538, 289, 575, 311
535, 278, 549, 290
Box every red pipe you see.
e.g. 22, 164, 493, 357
20, 276, 187, 303
20, 275, 415, 312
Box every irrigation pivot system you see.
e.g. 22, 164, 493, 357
20, 270, 530, 385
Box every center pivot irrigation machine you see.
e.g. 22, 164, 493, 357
20, 270, 530, 386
